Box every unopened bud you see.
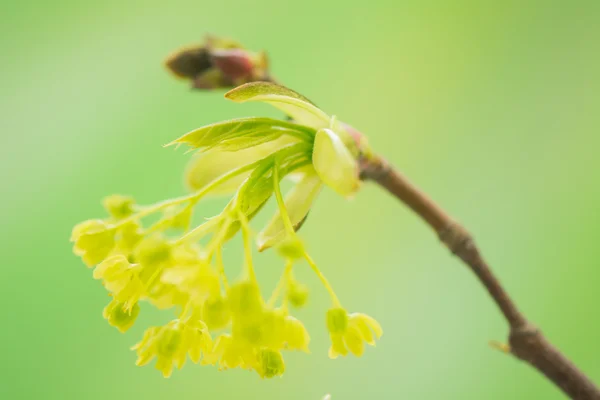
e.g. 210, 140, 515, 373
276, 235, 305, 260
165, 35, 270, 90
287, 280, 309, 308
103, 194, 135, 219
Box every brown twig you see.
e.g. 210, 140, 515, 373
360, 155, 600, 400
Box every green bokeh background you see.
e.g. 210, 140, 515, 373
2, 1, 599, 399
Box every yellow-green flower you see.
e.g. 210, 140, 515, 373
283, 316, 310, 352
94, 255, 144, 311
257, 349, 285, 378
71, 220, 115, 266
227, 280, 264, 321
146, 281, 189, 310
160, 261, 220, 304
103, 194, 135, 219
201, 334, 258, 371
134, 236, 172, 266
133, 319, 212, 378
202, 295, 231, 330
114, 221, 143, 253
326, 308, 383, 358
103, 298, 140, 333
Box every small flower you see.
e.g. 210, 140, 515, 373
165, 35, 270, 90
227, 280, 264, 322
103, 298, 140, 333
94, 255, 144, 311
147, 282, 188, 310
161, 261, 220, 305
257, 349, 285, 378
232, 308, 287, 350
71, 220, 115, 266
103, 194, 135, 219
326, 308, 383, 359
133, 236, 172, 266
286, 279, 309, 308
284, 316, 310, 352
133, 319, 212, 377
115, 221, 143, 253
226, 282, 287, 351
201, 334, 258, 371
202, 295, 231, 330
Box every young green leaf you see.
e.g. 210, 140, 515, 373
185, 137, 299, 196
237, 143, 313, 216
209, 130, 284, 152
225, 82, 331, 130
313, 128, 360, 197
167, 117, 314, 151
257, 171, 322, 251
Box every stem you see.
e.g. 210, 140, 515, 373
113, 158, 260, 230
237, 209, 257, 282
174, 216, 221, 246
202, 217, 233, 258
215, 247, 229, 290
272, 161, 295, 235
360, 154, 600, 400
303, 252, 342, 308
179, 301, 192, 320
268, 260, 293, 308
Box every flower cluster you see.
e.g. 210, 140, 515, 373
71, 81, 382, 378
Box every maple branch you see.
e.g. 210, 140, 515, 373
360, 155, 600, 400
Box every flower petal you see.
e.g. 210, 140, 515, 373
344, 327, 365, 357
328, 334, 348, 359
361, 314, 383, 339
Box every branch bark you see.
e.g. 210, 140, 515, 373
360, 155, 600, 400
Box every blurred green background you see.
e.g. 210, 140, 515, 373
2, 0, 599, 399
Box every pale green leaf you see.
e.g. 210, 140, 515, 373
225, 82, 331, 129
237, 163, 274, 217
257, 171, 322, 251
237, 142, 313, 216
185, 137, 298, 196
210, 130, 283, 152
167, 117, 314, 151
313, 128, 360, 197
